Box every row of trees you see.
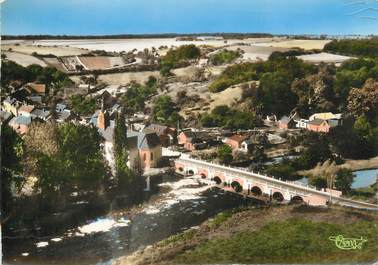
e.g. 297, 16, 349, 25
324, 38, 378, 57
209, 55, 316, 94
1, 61, 72, 90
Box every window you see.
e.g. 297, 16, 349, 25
143, 153, 147, 161
150, 152, 154, 161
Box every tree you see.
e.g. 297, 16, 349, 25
310, 176, 328, 190
24, 123, 105, 200
209, 49, 241, 65
152, 95, 181, 126
200, 105, 261, 130
334, 168, 355, 194
252, 145, 267, 164
218, 145, 233, 165
160, 45, 201, 76
113, 112, 144, 202
258, 71, 298, 117
347, 79, 378, 121
70, 95, 96, 116
1, 125, 24, 222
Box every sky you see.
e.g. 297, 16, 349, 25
1, 0, 378, 35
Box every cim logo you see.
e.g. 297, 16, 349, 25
329, 235, 368, 250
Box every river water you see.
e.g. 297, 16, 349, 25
3, 174, 259, 265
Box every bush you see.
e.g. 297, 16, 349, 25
201, 105, 261, 130
266, 162, 299, 181
209, 49, 241, 65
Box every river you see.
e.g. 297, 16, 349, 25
3, 173, 260, 265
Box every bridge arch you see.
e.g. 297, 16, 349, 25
250, 186, 262, 196
291, 195, 304, 204
213, 176, 222, 185
231, 181, 243, 193
272, 192, 284, 202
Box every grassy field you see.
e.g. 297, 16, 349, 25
114, 205, 378, 265
174, 218, 378, 264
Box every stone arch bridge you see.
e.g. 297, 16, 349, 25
175, 155, 378, 210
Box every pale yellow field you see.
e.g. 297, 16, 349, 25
254, 39, 331, 50
3, 51, 47, 67
1, 44, 89, 56
70, 70, 160, 85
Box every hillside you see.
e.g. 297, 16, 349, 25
114, 205, 378, 265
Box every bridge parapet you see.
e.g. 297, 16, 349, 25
175, 156, 378, 210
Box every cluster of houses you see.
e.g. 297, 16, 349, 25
177, 128, 285, 154
278, 111, 343, 133
2, 81, 344, 173
1, 83, 78, 134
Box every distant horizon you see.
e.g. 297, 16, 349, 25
2, 0, 378, 36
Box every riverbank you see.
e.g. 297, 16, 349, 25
3, 174, 260, 265
298, 156, 378, 177
114, 204, 378, 265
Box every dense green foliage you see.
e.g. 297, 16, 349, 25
25, 123, 105, 197
160, 45, 201, 76
152, 95, 181, 126
69, 95, 96, 116
175, 219, 378, 264
1, 61, 71, 89
201, 105, 261, 130
209, 49, 241, 65
113, 112, 143, 201
1, 125, 24, 221
295, 132, 332, 169
310, 176, 328, 189
209, 56, 316, 93
324, 38, 378, 57
217, 145, 233, 164
335, 168, 355, 194
266, 162, 298, 181
121, 78, 157, 113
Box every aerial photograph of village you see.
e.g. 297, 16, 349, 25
1, 0, 378, 264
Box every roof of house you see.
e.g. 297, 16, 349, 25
26, 83, 46, 93
309, 112, 342, 121
19, 105, 35, 113
27, 96, 43, 104
308, 118, 328, 126
227, 134, 248, 143
181, 131, 210, 141
57, 110, 72, 121
128, 131, 161, 150
10, 115, 31, 126
144, 124, 169, 136
31, 108, 50, 119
